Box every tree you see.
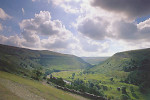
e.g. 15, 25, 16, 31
110, 78, 113, 81
121, 86, 127, 94
120, 94, 129, 100
72, 73, 75, 80
32, 69, 43, 80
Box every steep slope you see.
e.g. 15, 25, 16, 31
0, 71, 88, 100
0, 44, 91, 76
88, 48, 150, 92
89, 48, 150, 73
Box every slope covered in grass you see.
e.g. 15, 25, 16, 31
52, 70, 147, 100
88, 48, 150, 93
0, 71, 88, 100
50, 48, 150, 99
0, 44, 91, 76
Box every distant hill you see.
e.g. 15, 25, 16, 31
88, 48, 150, 92
0, 44, 91, 76
82, 57, 109, 65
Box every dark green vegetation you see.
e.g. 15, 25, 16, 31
48, 76, 104, 96
1, 44, 150, 100
0, 44, 91, 78
82, 57, 109, 65
88, 48, 150, 93
53, 48, 150, 100
53, 70, 145, 100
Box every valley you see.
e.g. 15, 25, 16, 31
0, 44, 150, 100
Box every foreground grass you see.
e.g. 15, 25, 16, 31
0, 83, 22, 100
53, 70, 148, 100
0, 71, 82, 100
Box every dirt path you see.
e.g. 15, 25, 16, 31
0, 78, 45, 100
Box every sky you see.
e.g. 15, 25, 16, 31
0, 0, 150, 57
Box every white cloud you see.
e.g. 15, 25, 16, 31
0, 8, 11, 20
22, 8, 25, 15
19, 11, 75, 50
1, 0, 150, 57
0, 23, 3, 31
0, 35, 23, 47
77, 16, 108, 40
20, 11, 66, 36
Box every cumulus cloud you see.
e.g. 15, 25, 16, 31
137, 19, 150, 41
110, 19, 150, 42
19, 11, 74, 50
0, 8, 11, 20
91, 0, 150, 19
79, 36, 101, 52
20, 11, 65, 36
112, 21, 138, 40
42, 39, 69, 50
0, 35, 23, 47
76, 14, 150, 43
21, 30, 40, 43
77, 16, 108, 40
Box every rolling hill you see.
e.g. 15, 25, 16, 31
0, 44, 91, 76
88, 48, 150, 92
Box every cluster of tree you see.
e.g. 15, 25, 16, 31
120, 86, 130, 100
48, 75, 66, 86
121, 58, 150, 93
125, 70, 150, 93
31, 67, 43, 81
122, 59, 138, 72
117, 85, 139, 100
123, 65, 137, 72
66, 79, 104, 96
48, 76, 104, 96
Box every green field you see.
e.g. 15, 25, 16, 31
52, 70, 147, 100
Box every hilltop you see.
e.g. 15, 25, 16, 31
88, 48, 150, 92
0, 44, 91, 76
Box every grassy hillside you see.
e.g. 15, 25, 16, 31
52, 70, 147, 100
0, 44, 91, 76
88, 48, 150, 92
48, 48, 150, 100
0, 71, 87, 100
82, 57, 109, 65
89, 48, 150, 73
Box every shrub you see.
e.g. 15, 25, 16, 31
121, 86, 127, 94
130, 86, 134, 93
120, 94, 129, 100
